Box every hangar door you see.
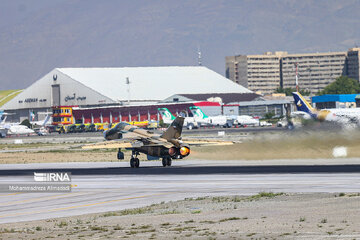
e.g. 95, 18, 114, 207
52, 84, 60, 106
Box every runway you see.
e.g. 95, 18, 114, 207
0, 160, 360, 224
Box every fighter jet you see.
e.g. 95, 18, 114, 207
82, 116, 232, 168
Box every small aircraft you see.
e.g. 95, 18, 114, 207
31, 112, 52, 128
7, 125, 35, 135
31, 112, 52, 135
82, 115, 232, 168
189, 106, 232, 127
0, 111, 30, 137
232, 115, 260, 127
292, 92, 360, 125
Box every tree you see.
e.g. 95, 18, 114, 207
264, 111, 275, 120
319, 76, 360, 95
20, 119, 31, 128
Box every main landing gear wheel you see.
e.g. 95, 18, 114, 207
130, 151, 140, 168
162, 157, 172, 167
130, 157, 140, 168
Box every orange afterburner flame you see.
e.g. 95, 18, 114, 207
180, 146, 190, 157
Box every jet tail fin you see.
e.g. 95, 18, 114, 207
0, 111, 7, 124
292, 92, 317, 115
158, 108, 176, 123
189, 106, 208, 119
42, 114, 51, 127
161, 116, 184, 140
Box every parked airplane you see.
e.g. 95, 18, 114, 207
7, 125, 35, 135
232, 115, 260, 127
0, 111, 35, 136
82, 116, 232, 168
31, 112, 52, 127
158, 108, 198, 129
31, 112, 52, 135
292, 92, 360, 125
189, 106, 232, 127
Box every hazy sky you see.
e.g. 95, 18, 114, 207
0, 0, 359, 89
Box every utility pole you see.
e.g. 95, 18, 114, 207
126, 77, 130, 105
295, 63, 299, 92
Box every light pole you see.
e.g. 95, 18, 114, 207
307, 67, 312, 94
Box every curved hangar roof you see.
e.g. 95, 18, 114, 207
2, 66, 252, 110
58, 66, 252, 101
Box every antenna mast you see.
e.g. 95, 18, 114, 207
198, 46, 202, 66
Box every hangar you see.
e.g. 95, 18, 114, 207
2, 66, 252, 122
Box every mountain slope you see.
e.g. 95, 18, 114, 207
0, 0, 359, 89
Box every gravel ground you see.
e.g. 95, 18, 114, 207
0, 193, 359, 239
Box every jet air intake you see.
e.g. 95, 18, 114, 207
104, 129, 122, 140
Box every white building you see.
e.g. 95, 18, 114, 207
3, 66, 252, 122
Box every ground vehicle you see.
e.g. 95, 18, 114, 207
0, 128, 7, 138
260, 121, 272, 127
84, 123, 96, 132
277, 118, 288, 127
55, 125, 66, 134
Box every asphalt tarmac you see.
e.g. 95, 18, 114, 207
0, 159, 360, 224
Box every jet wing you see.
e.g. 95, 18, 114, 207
181, 138, 234, 146
82, 140, 136, 149
82, 137, 169, 150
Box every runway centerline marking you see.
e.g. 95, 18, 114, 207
0, 192, 23, 197
0, 192, 87, 206
0, 192, 171, 219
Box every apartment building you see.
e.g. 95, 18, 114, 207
225, 52, 286, 95
281, 52, 347, 94
226, 49, 357, 95
347, 48, 360, 82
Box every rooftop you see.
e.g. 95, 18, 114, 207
175, 93, 262, 104
58, 66, 252, 102
312, 94, 360, 103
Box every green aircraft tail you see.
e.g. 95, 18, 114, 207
189, 106, 208, 119
158, 108, 176, 121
